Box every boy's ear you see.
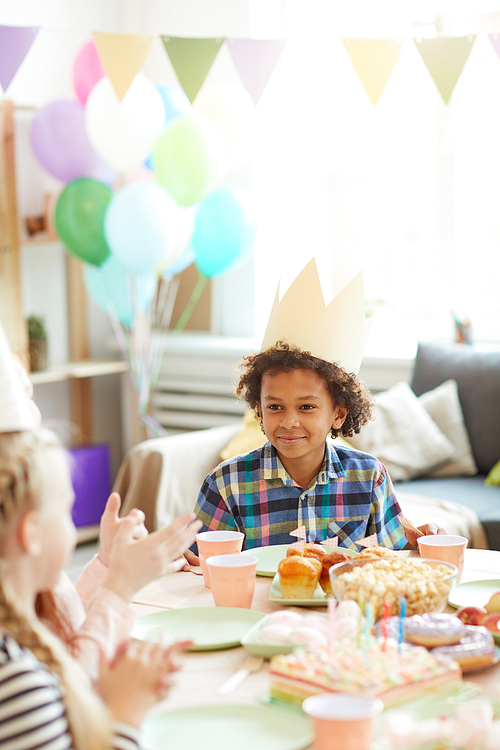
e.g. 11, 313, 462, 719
18, 510, 43, 556
332, 405, 349, 429
256, 403, 262, 418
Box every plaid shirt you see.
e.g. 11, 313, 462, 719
194, 440, 406, 552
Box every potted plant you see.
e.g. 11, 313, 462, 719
27, 315, 47, 372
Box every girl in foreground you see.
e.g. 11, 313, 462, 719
0, 428, 192, 750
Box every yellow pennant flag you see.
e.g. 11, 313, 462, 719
342, 38, 403, 106
93, 32, 155, 101
414, 36, 476, 104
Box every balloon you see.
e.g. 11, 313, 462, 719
153, 115, 227, 207
31, 100, 116, 184
192, 187, 257, 278
72, 39, 105, 106
54, 178, 112, 266
193, 82, 255, 170
157, 82, 192, 124
104, 182, 181, 275
85, 75, 165, 173
144, 83, 192, 170
84, 254, 157, 327
156, 206, 196, 276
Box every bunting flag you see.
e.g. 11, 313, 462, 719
341, 38, 403, 106
161, 36, 224, 103
488, 34, 500, 62
413, 35, 476, 104
0, 25, 40, 92
226, 38, 286, 105
92, 32, 155, 101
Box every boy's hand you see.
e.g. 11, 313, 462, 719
180, 549, 200, 570
98, 492, 148, 567
405, 522, 447, 549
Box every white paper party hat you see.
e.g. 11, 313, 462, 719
260, 259, 369, 375
0, 317, 41, 432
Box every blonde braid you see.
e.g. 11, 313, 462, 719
0, 431, 111, 750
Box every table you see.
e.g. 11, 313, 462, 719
130, 548, 500, 746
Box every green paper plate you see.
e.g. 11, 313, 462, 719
140, 703, 313, 750
448, 579, 500, 644
242, 544, 355, 577
132, 607, 265, 651
269, 573, 328, 607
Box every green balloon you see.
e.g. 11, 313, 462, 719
153, 115, 224, 207
54, 178, 112, 266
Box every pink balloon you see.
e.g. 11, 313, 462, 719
72, 40, 105, 106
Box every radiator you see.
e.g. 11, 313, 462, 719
149, 335, 255, 433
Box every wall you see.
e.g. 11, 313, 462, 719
1, 0, 259, 476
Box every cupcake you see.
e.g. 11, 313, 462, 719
278, 555, 322, 599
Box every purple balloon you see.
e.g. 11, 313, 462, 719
31, 100, 116, 184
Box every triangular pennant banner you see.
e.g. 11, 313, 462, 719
92, 32, 155, 101
341, 38, 403, 106
488, 34, 500, 62
0, 25, 39, 91
226, 38, 286, 105
161, 36, 224, 103
413, 35, 476, 104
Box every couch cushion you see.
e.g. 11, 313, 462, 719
411, 343, 500, 474
346, 381, 455, 481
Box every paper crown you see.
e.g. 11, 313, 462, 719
0, 317, 41, 432
260, 259, 369, 375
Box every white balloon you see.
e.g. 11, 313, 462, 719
85, 75, 165, 173
193, 82, 255, 170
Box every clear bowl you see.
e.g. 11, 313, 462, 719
329, 556, 457, 620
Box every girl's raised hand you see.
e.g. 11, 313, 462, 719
98, 492, 148, 567
102, 512, 202, 602
100, 639, 192, 727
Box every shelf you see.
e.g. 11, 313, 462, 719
30, 359, 128, 385
21, 233, 59, 245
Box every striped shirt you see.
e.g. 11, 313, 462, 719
195, 440, 406, 551
0, 634, 138, 750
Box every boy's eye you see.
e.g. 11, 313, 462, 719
300, 404, 316, 410
267, 404, 282, 410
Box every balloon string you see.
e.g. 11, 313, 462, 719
173, 272, 207, 333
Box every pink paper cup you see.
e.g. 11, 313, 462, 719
196, 530, 244, 588
206, 553, 258, 608
303, 693, 383, 750
417, 534, 469, 582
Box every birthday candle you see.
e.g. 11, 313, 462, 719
381, 599, 391, 650
364, 601, 373, 666
398, 596, 407, 654
327, 598, 336, 665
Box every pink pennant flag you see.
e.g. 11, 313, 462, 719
0, 25, 40, 92
289, 525, 306, 553
358, 534, 378, 548
488, 34, 500, 61
226, 38, 286, 105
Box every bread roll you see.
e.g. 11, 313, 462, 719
278, 555, 322, 599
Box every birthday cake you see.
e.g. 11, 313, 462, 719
269, 639, 462, 709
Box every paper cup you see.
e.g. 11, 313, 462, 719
417, 534, 469, 582
196, 530, 244, 588
206, 553, 258, 608
302, 693, 383, 750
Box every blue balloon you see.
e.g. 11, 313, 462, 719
144, 84, 192, 169
84, 254, 157, 327
192, 187, 257, 278
104, 182, 180, 275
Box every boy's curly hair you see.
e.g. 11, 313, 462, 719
235, 341, 373, 438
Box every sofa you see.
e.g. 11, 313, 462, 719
115, 342, 500, 550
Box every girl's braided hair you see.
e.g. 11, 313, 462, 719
235, 341, 373, 437
0, 430, 110, 750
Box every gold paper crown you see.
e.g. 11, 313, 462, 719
260, 259, 369, 375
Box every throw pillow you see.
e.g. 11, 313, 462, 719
485, 459, 500, 486
411, 343, 500, 474
220, 408, 266, 461
345, 381, 456, 482
419, 379, 478, 478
